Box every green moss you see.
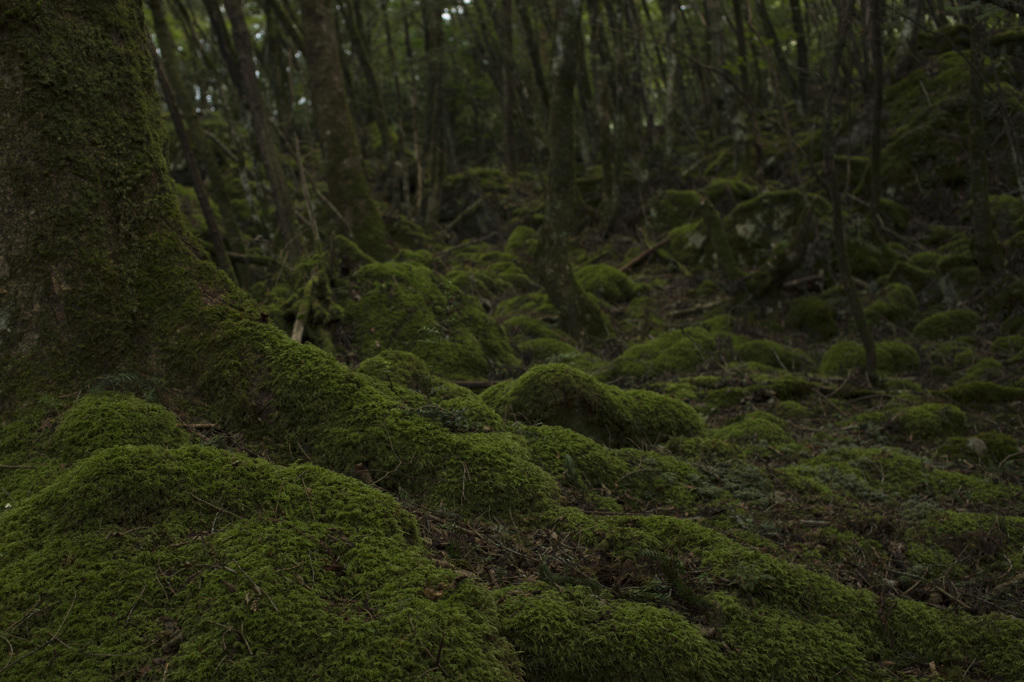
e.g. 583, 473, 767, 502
785, 295, 838, 340
941, 381, 1024, 404
818, 340, 920, 375
773, 400, 812, 420
50, 392, 189, 461
893, 403, 968, 439
986, 193, 1024, 235
575, 263, 636, 303
651, 189, 704, 234
666, 221, 707, 265
608, 328, 712, 381
342, 261, 516, 380
480, 364, 704, 448
516, 337, 587, 367
505, 224, 537, 259
496, 583, 726, 681
734, 339, 811, 371
864, 282, 918, 324
0, 445, 521, 680
912, 308, 980, 340
713, 411, 794, 447
887, 261, 937, 291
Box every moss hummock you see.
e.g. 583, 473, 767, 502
341, 261, 517, 380
480, 363, 704, 448
0, 444, 522, 680
912, 308, 981, 340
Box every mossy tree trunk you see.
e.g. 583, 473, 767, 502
299, 0, 392, 261
537, 0, 606, 341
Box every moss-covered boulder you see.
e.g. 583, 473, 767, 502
785, 295, 839, 340
818, 340, 921, 375
607, 328, 714, 381
893, 403, 969, 439
341, 261, 517, 379
496, 583, 726, 681
51, 392, 189, 461
480, 363, 704, 447
724, 190, 829, 268
940, 381, 1024, 404
734, 339, 811, 371
651, 189, 703, 235
575, 263, 636, 303
713, 411, 794, 447
865, 282, 918, 324
912, 308, 981, 340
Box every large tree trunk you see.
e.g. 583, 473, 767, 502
299, 0, 392, 260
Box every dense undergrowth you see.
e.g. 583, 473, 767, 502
3, 31, 1024, 681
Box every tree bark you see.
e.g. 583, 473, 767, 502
538, 0, 606, 341
299, 0, 392, 260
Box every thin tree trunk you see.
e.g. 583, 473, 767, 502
149, 0, 247, 284
421, 0, 446, 229
223, 0, 303, 261
824, 0, 878, 386
299, 0, 391, 260
538, 0, 606, 340
967, 9, 1003, 274
867, 0, 884, 239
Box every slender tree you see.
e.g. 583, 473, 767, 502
299, 0, 392, 260
537, 0, 606, 340
223, 0, 303, 261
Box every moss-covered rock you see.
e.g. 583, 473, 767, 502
480, 363, 704, 448
734, 339, 811, 371
575, 263, 636, 303
51, 392, 189, 461
785, 295, 839, 340
893, 403, 969, 439
607, 328, 714, 381
912, 308, 981, 340
818, 340, 920, 375
342, 261, 517, 379
496, 583, 726, 681
941, 381, 1024, 404
865, 282, 918, 324
666, 221, 707, 266
713, 411, 794, 447
0, 445, 522, 680
651, 189, 703, 235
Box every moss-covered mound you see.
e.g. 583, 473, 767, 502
607, 328, 714, 381
0, 444, 522, 680
912, 308, 981, 340
575, 263, 636, 303
818, 339, 921, 375
51, 391, 189, 460
480, 363, 705, 447
341, 261, 517, 379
